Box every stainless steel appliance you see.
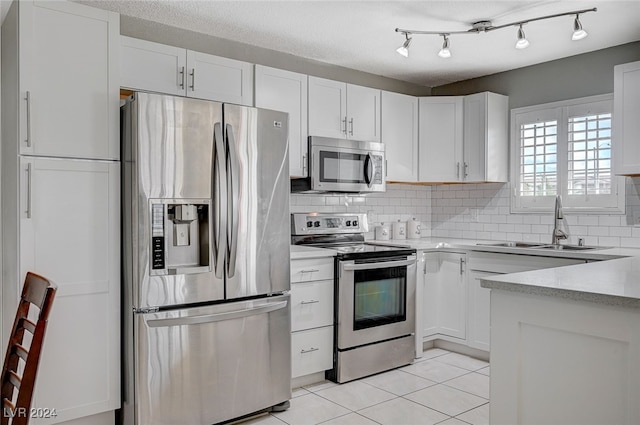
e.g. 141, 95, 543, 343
291, 213, 416, 383
121, 92, 291, 425
291, 136, 386, 193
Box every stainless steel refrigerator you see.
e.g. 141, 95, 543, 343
120, 92, 291, 425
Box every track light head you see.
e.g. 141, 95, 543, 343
396, 33, 412, 57
515, 24, 530, 49
438, 35, 451, 58
572, 14, 588, 40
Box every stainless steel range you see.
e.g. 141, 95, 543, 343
291, 213, 416, 383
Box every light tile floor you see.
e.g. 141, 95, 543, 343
242, 348, 489, 425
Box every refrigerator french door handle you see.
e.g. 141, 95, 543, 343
145, 300, 288, 327
213, 123, 227, 279
225, 124, 240, 278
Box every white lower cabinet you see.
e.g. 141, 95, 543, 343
467, 270, 493, 352
290, 256, 334, 379
423, 251, 467, 342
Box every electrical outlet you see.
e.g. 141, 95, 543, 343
470, 208, 479, 222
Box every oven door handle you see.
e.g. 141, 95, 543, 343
342, 258, 415, 271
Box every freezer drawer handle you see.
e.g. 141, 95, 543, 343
167, 266, 210, 275
342, 258, 415, 271
300, 347, 319, 354
146, 300, 288, 328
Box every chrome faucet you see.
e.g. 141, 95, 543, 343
552, 195, 568, 245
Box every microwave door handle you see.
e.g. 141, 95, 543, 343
364, 153, 374, 187
213, 122, 227, 279
226, 124, 240, 278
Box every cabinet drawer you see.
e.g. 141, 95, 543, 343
291, 258, 334, 283
469, 251, 585, 273
291, 326, 334, 378
291, 279, 334, 332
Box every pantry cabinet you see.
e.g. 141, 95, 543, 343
255, 65, 308, 177
382, 91, 419, 182
290, 257, 335, 380
418, 92, 508, 183
308, 76, 381, 142
11, 0, 119, 160
613, 60, 640, 175
1, 1, 121, 423
120, 35, 254, 105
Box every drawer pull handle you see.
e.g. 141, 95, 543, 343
299, 269, 319, 273
301, 347, 319, 354
300, 300, 319, 305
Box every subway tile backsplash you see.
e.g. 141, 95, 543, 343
290, 178, 640, 248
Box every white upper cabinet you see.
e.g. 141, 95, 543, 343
463, 92, 509, 182
308, 76, 381, 142
419, 97, 463, 182
120, 36, 254, 106
255, 65, 308, 177
418, 92, 508, 183
382, 91, 418, 182
120, 36, 187, 96
613, 60, 640, 175
15, 0, 119, 160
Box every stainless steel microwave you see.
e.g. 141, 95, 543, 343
291, 136, 386, 193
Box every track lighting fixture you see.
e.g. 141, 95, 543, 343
396, 32, 412, 57
572, 14, 588, 41
395, 7, 595, 58
515, 24, 530, 49
438, 34, 451, 58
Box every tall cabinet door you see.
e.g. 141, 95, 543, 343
382, 91, 418, 181
614, 61, 640, 175
255, 65, 308, 177
418, 97, 463, 182
308, 76, 347, 139
347, 84, 381, 142
120, 35, 187, 96
19, 157, 120, 423
437, 252, 467, 340
19, 0, 119, 160
186, 50, 253, 105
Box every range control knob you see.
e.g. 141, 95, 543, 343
314, 221, 321, 227
306, 221, 313, 228
353, 220, 359, 227
346, 220, 351, 226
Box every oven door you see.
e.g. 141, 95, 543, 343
310, 144, 385, 193
337, 255, 416, 349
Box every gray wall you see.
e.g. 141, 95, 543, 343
432, 41, 640, 109
120, 16, 432, 96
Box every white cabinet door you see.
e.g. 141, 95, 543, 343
19, 157, 120, 424
463, 92, 508, 182
255, 66, 308, 177
418, 97, 463, 182
437, 252, 467, 340
308, 76, 347, 139
18, 0, 119, 160
614, 61, 640, 175
382, 91, 418, 181
186, 50, 253, 105
423, 251, 467, 341
347, 84, 381, 142
467, 270, 494, 352
120, 35, 187, 96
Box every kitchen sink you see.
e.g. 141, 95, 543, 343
477, 241, 547, 248
535, 244, 599, 251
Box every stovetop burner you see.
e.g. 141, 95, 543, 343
291, 213, 415, 260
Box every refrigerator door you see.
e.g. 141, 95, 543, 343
224, 104, 290, 299
133, 294, 291, 425
124, 93, 225, 308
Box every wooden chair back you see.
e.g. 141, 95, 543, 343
1, 272, 57, 425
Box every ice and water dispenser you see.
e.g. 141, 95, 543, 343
150, 200, 211, 275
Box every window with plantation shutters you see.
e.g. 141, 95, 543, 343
511, 94, 624, 213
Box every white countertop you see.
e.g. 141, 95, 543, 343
292, 237, 640, 307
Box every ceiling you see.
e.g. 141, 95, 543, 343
4, 1, 640, 87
